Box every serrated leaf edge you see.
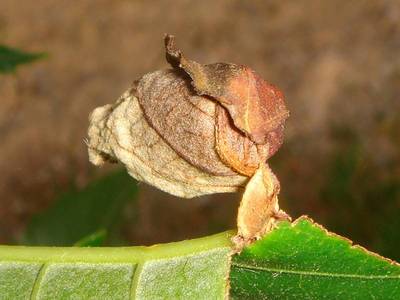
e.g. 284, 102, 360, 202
293, 216, 400, 267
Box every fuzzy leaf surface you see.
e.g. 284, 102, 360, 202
0, 232, 232, 299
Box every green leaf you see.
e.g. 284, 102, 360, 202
0, 45, 46, 73
0, 231, 233, 299
1, 218, 399, 298
22, 169, 137, 246
230, 217, 400, 299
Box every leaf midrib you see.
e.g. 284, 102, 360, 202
232, 262, 400, 279
0, 231, 234, 264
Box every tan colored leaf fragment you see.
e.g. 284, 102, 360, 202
234, 164, 290, 247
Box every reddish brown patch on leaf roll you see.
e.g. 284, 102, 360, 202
215, 105, 270, 176
164, 34, 289, 175
221, 67, 289, 145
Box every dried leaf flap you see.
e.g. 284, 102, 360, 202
165, 34, 289, 145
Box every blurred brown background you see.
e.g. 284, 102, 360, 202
0, 1, 399, 259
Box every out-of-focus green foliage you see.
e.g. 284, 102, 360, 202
74, 229, 107, 247
321, 128, 400, 261
21, 169, 138, 246
0, 45, 46, 73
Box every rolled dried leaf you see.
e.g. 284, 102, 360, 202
235, 164, 289, 246
87, 35, 290, 243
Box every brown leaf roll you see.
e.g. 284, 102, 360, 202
87, 35, 289, 202
87, 35, 291, 243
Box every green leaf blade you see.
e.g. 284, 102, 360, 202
230, 217, 400, 299
231, 268, 400, 299
0, 45, 46, 74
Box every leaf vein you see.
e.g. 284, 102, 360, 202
129, 262, 143, 299
30, 263, 47, 300
232, 262, 400, 279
